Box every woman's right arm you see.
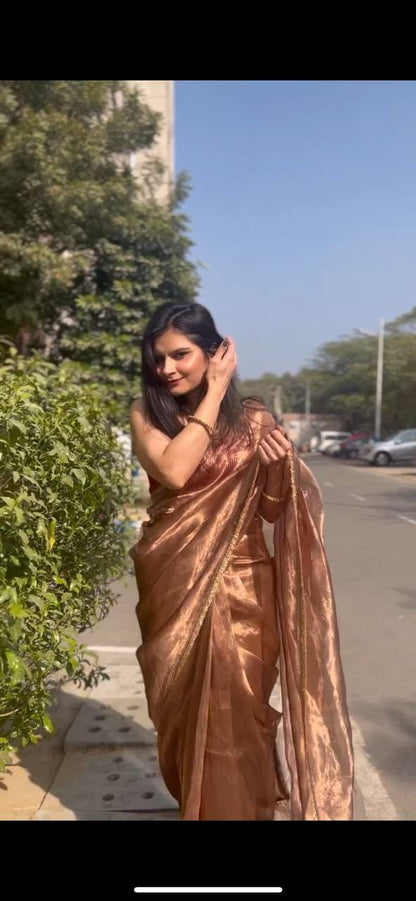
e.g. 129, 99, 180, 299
130, 339, 237, 490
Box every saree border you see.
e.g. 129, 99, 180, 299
158, 458, 261, 706
288, 449, 319, 820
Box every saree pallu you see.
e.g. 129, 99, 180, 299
129, 406, 354, 820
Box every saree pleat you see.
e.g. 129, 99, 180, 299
129, 405, 354, 820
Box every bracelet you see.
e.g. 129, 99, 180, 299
186, 415, 217, 439
261, 490, 282, 503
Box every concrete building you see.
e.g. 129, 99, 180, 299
279, 412, 343, 449
126, 81, 174, 202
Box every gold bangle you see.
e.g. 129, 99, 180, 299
186, 415, 217, 439
261, 490, 282, 503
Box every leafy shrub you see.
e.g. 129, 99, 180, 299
0, 347, 135, 769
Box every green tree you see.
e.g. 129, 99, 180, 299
236, 372, 279, 413
236, 371, 308, 416
277, 371, 308, 414
0, 81, 198, 425
304, 309, 416, 433
238, 306, 416, 435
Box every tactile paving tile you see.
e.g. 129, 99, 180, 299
36, 748, 178, 813
88, 665, 146, 701
59, 746, 160, 774
64, 698, 156, 750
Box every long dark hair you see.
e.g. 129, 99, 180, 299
140, 302, 263, 446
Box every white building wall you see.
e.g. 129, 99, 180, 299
126, 80, 174, 202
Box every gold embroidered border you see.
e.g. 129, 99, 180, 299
261, 490, 282, 503
288, 450, 319, 820
158, 459, 261, 705
288, 452, 306, 692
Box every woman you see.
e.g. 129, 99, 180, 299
129, 301, 354, 821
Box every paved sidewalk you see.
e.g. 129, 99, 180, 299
0, 675, 89, 820
0, 651, 366, 820
0, 655, 180, 821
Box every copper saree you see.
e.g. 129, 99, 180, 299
129, 403, 354, 820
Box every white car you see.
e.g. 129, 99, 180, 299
323, 440, 343, 457
318, 432, 351, 453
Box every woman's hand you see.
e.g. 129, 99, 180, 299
258, 425, 292, 466
206, 336, 237, 399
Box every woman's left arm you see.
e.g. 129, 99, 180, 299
257, 426, 292, 523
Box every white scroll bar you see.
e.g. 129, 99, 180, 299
133, 890, 283, 895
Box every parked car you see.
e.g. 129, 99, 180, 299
338, 434, 371, 459
322, 440, 343, 456
318, 431, 351, 453
322, 432, 372, 458
360, 429, 416, 466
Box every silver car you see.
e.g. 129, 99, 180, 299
361, 429, 416, 466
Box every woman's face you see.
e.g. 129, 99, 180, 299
153, 328, 209, 396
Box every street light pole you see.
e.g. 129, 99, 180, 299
375, 318, 384, 439
355, 319, 385, 439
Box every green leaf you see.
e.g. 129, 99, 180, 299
47, 519, 56, 550
5, 651, 30, 685
42, 715, 53, 733
62, 474, 74, 487
14, 508, 25, 526
22, 473, 41, 487
22, 546, 41, 561
28, 594, 45, 610
9, 603, 27, 619
71, 468, 86, 484
0, 496, 15, 508
47, 442, 69, 461
9, 621, 23, 641
9, 418, 27, 435
14, 578, 28, 589
66, 657, 78, 674
78, 416, 92, 432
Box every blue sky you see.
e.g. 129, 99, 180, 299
175, 80, 416, 379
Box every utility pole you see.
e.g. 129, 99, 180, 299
305, 380, 311, 420
273, 385, 283, 421
375, 318, 384, 439
355, 319, 385, 439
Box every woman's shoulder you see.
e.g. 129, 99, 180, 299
130, 396, 144, 415
130, 397, 152, 428
130, 398, 149, 437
